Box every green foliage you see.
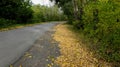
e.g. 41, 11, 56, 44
51, 0, 74, 23
0, 0, 33, 23
31, 5, 66, 22
0, 0, 34, 28
0, 0, 66, 28
52, 0, 120, 63
62, 1, 74, 23
82, 1, 120, 62
0, 18, 16, 28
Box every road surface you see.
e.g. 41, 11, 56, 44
0, 22, 60, 67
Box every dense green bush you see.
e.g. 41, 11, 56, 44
0, 18, 16, 28
0, 0, 34, 28
0, 0, 33, 23
82, 1, 120, 62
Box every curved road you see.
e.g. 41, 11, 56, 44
0, 22, 59, 67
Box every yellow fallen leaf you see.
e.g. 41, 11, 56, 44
9, 64, 13, 67
19, 65, 22, 67
47, 64, 52, 67
53, 24, 111, 67
51, 63, 54, 66
46, 59, 49, 61
28, 55, 32, 58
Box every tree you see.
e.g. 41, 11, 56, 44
31, 4, 65, 22
0, 0, 33, 23
51, 0, 120, 64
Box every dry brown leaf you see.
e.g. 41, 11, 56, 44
53, 24, 111, 67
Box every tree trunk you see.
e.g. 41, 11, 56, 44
72, 0, 78, 20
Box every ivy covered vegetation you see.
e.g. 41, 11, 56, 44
0, 0, 65, 28
51, 0, 120, 64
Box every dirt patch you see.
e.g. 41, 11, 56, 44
53, 24, 111, 67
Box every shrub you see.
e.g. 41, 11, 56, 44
81, 1, 120, 62
0, 18, 16, 28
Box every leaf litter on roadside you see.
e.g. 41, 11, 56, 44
53, 24, 111, 67
24, 52, 33, 58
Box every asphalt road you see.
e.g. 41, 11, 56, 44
14, 27, 60, 67
0, 22, 59, 67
